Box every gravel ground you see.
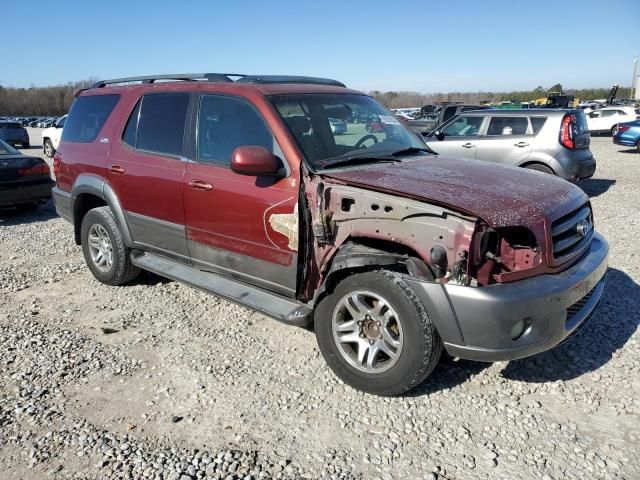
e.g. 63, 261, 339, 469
0, 130, 638, 480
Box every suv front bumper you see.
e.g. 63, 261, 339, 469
407, 233, 608, 362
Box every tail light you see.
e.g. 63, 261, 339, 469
616, 125, 630, 133
559, 114, 574, 149
18, 163, 50, 177
53, 152, 62, 178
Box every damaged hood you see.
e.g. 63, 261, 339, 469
321, 156, 588, 229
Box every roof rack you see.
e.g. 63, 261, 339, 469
91, 73, 346, 89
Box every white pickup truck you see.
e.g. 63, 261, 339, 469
42, 115, 67, 158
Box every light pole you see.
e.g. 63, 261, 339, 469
632, 55, 638, 100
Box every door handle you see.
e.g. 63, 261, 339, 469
109, 165, 125, 174
189, 180, 213, 191
462, 143, 475, 148
514, 142, 530, 147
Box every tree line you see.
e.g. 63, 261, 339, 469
0, 79, 97, 116
0, 79, 633, 115
371, 85, 633, 108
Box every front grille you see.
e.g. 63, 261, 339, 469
551, 203, 593, 260
566, 284, 597, 322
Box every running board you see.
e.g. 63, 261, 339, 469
130, 251, 312, 326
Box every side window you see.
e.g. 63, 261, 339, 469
62, 94, 120, 143
486, 117, 529, 136
442, 116, 483, 137
617, 110, 628, 116
441, 106, 458, 123
197, 95, 274, 166
601, 110, 616, 118
135, 93, 189, 156
530, 117, 547, 134
122, 100, 141, 148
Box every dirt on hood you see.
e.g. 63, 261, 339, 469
320, 155, 588, 232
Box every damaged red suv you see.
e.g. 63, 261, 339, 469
52, 73, 608, 395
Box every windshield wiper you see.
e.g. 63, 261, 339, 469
390, 146, 435, 156
321, 154, 401, 170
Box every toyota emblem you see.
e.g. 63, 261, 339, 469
576, 219, 592, 238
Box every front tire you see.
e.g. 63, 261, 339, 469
314, 270, 442, 396
43, 139, 55, 158
81, 207, 140, 285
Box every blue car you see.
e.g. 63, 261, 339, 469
613, 120, 640, 152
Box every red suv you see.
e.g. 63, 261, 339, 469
53, 73, 608, 395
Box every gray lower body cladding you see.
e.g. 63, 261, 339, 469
407, 233, 608, 362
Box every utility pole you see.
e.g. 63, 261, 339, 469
632, 54, 638, 100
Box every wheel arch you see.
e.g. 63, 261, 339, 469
71, 175, 133, 246
316, 236, 436, 302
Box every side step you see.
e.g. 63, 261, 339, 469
130, 251, 312, 326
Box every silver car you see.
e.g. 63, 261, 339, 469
424, 109, 596, 181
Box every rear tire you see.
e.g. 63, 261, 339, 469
314, 270, 442, 396
524, 163, 554, 175
611, 125, 618, 136
43, 139, 55, 158
81, 206, 140, 286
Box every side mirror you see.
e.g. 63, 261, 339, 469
435, 130, 445, 141
231, 146, 280, 176
501, 126, 513, 135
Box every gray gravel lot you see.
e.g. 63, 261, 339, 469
0, 129, 638, 480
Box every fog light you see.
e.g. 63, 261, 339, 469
511, 317, 532, 341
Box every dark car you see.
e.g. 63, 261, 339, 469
0, 122, 30, 148
52, 73, 607, 395
613, 120, 640, 152
0, 139, 53, 210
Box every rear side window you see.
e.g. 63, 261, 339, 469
530, 117, 547, 134
62, 94, 120, 143
486, 116, 529, 136
127, 93, 190, 156
0, 123, 21, 129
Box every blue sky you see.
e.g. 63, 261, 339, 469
4, 0, 639, 92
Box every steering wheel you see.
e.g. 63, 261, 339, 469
354, 134, 379, 149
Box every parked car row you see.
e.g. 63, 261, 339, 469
0, 116, 64, 128
44, 72, 607, 396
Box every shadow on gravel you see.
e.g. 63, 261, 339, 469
500, 268, 639, 383
406, 356, 490, 397
616, 148, 638, 154
579, 178, 616, 198
132, 270, 173, 286
0, 199, 58, 226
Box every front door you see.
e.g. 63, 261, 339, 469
183, 94, 299, 297
427, 115, 486, 159
106, 92, 190, 260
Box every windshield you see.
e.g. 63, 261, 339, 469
271, 94, 427, 169
0, 139, 19, 155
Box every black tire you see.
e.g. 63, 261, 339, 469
314, 270, 442, 396
43, 139, 55, 158
610, 125, 617, 136
80, 206, 140, 285
524, 163, 555, 175
636, 140, 640, 153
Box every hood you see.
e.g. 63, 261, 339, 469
321, 156, 587, 231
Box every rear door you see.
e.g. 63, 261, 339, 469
475, 115, 532, 166
183, 93, 298, 297
106, 92, 190, 260
426, 115, 486, 159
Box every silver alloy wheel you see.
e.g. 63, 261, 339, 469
332, 290, 403, 373
87, 224, 113, 272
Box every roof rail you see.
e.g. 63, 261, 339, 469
91, 73, 246, 88
237, 75, 346, 87
91, 73, 346, 89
